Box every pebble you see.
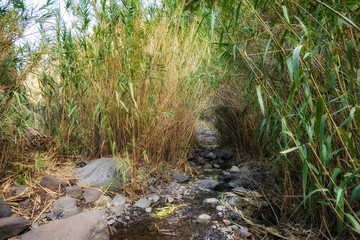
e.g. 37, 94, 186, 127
135, 198, 151, 209
204, 198, 218, 204
149, 194, 160, 203
213, 164, 220, 168
205, 152, 217, 159
14, 185, 26, 196
82, 189, 103, 203
222, 171, 230, 177
203, 163, 212, 170
53, 197, 77, 211
65, 186, 83, 198
216, 205, 227, 212
113, 194, 127, 206
145, 208, 152, 213
166, 196, 174, 203
241, 165, 250, 174
229, 166, 240, 173
173, 173, 190, 183
40, 175, 61, 191
198, 214, 211, 222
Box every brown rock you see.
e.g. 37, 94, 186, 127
40, 175, 60, 191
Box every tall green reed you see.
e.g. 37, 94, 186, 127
204, 0, 360, 237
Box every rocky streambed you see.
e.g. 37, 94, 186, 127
0, 125, 286, 240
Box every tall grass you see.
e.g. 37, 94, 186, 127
0, 0, 34, 171
32, 0, 210, 181
205, 0, 360, 237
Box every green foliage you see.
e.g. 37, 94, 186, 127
205, 0, 360, 237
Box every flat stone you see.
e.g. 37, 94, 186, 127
135, 198, 151, 209
203, 198, 218, 204
40, 175, 61, 191
82, 189, 102, 203
112, 195, 127, 207
0, 198, 12, 218
198, 214, 211, 222
65, 186, 83, 198
213, 164, 220, 168
172, 173, 190, 183
0, 216, 28, 240
197, 178, 220, 190
222, 171, 230, 176
229, 166, 240, 173
21, 210, 108, 240
53, 197, 77, 212
74, 157, 128, 187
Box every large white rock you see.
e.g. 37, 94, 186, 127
74, 157, 118, 187
21, 210, 109, 240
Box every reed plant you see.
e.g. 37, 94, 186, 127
34, 0, 211, 181
203, 0, 360, 237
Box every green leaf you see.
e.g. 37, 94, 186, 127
256, 85, 265, 115
282, 5, 290, 23
293, 45, 303, 87
280, 146, 299, 155
349, 184, 360, 206
347, 40, 354, 69
210, 9, 215, 42
345, 213, 360, 233
315, 96, 324, 141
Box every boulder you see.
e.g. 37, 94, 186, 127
0, 216, 28, 240
0, 198, 12, 218
74, 157, 128, 187
21, 210, 109, 240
